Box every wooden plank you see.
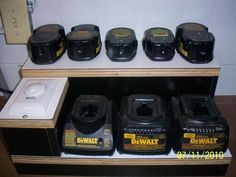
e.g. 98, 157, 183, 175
21, 68, 220, 78
0, 119, 54, 129
11, 155, 231, 166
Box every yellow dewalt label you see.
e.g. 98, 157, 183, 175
124, 133, 136, 139
190, 138, 218, 145
95, 46, 100, 54
72, 31, 91, 38
131, 139, 159, 145
151, 29, 169, 37
113, 29, 131, 38
184, 133, 196, 139
96, 41, 101, 54
182, 133, 225, 151
179, 42, 188, 57
183, 24, 205, 31
123, 133, 166, 151
77, 138, 98, 145
56, 41, 65, 57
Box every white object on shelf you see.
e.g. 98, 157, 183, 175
9, 79, 56, 115
0, 77, 67, 119
61, 149, 232, 159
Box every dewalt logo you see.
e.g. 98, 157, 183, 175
77, 138, 98, 145
131, 139, 159, 145
190, 138, 217, 144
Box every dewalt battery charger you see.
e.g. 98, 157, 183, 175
172, 95, 229, 153
118, 94, 171, 155
62, 95, 114, 155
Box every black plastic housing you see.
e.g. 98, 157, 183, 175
27, 24, 66, 64
172, 95, 229, 153
66, 24, 102, 61
118, 94, 171, 155
2, 128, 61, 156
62, 95, 114, 155
142, 27, 175, 61
71, 95, 107, 134
105, 28, 138, 61
175, 23, 215, 63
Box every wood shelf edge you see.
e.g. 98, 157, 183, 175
52, 80, 69, 127
11, 155, 231, 166
0, 119, 55, 129
21, 68, 220, 78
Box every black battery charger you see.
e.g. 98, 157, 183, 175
118, 94, 171, 155
62, 95, 115, 155
142, 27, 175, 61
27, 24, 66, 64
66, 24, 102, 61
175, 23, 215, 63
105, 28, 138, 61
172, 95, 229, 153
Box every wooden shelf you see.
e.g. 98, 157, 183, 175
0, 119, 57, 129
2, 41, 230, 176
21, 68, 220, 78
21, 42, 220, 78
11, 150, 232, 166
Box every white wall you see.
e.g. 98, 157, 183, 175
0, 0, 236, 94
0, 35, 27, 90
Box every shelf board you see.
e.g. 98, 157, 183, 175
21, 42, 220, 78
12, 150, 231, 166
0, 119, 55, 129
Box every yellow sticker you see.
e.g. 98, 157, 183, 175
151, 29, 169, 37
96, 45, 100, 54
184, 133, 196, 139
124, 133, 136, 139
77, 138, 98, 145
95, 40, 101, 54
179, 42, 188, 57
131, 138, 159, 145
72, 31, 91, 38
112, 29, 131, 38
65, 130, 76, 147
56, 41, 65, 57
190, 138, 218, 144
